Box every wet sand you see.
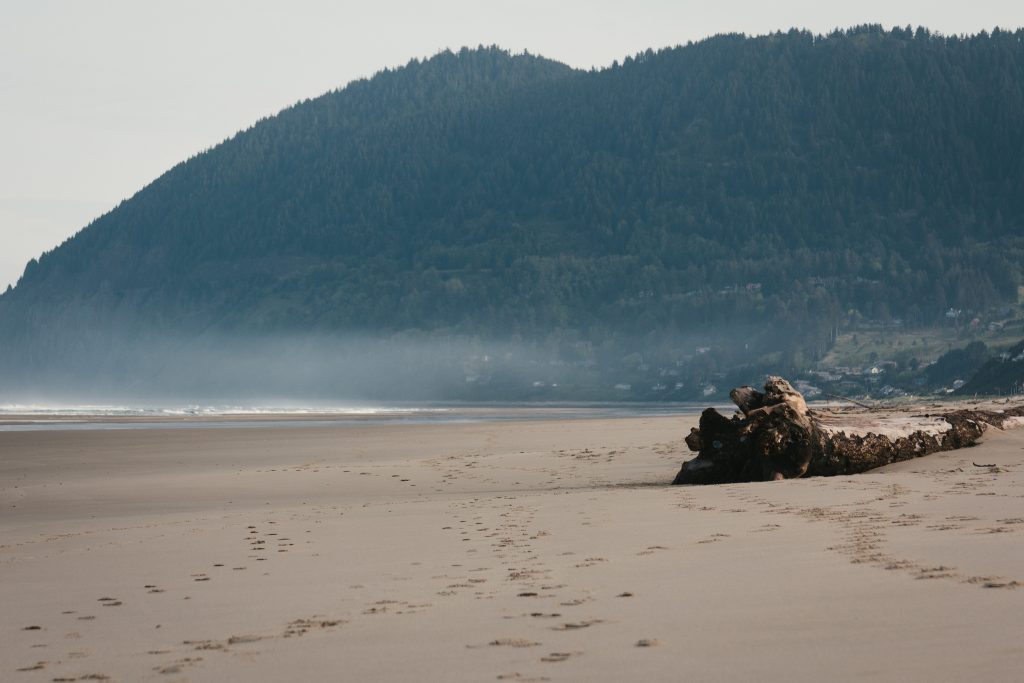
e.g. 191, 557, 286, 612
3, 414, 1023, 681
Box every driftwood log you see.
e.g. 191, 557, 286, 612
673, 376, 1024, 485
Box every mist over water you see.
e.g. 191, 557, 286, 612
3, 333, 478, 404
0, 310, 788, 409
0, 330, 736, 406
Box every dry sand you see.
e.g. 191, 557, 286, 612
2, 413, 1023, 681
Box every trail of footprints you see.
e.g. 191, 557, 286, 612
10, 512, 348, 680
436, 487, 661, 679
712, 466, 1024, 590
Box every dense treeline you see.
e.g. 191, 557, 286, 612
2, 27, 1023, 387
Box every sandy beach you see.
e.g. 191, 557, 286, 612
3, 412, 1023, 682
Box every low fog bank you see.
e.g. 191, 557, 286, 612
0, 327, 791, 405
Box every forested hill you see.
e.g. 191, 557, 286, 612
2, 27, 1024, 395
959, 339, 1024, 396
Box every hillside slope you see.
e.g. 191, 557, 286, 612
2, 28, 1023, 397
959, 339, 1024, 395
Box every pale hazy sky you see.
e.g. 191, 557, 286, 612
2, 1, 1023, 290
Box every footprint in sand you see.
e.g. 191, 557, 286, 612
552, 619, 602, 631
637, 545, 669, 556
283, 617, 345, 637
559, 598, 589, 607
540, 651, 580, 663
573, 557, 607, 568
467, 638, 541, 649
15, 661, 47, 671
154, 657, 202, 675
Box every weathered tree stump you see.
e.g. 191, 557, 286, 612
673, 376, 1024, 485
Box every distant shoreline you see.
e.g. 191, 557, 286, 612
0, 403, 705, 432
3, 394, 1017, 432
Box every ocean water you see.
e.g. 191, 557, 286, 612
0, 403, 438, 418
0, 401, 704, 432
